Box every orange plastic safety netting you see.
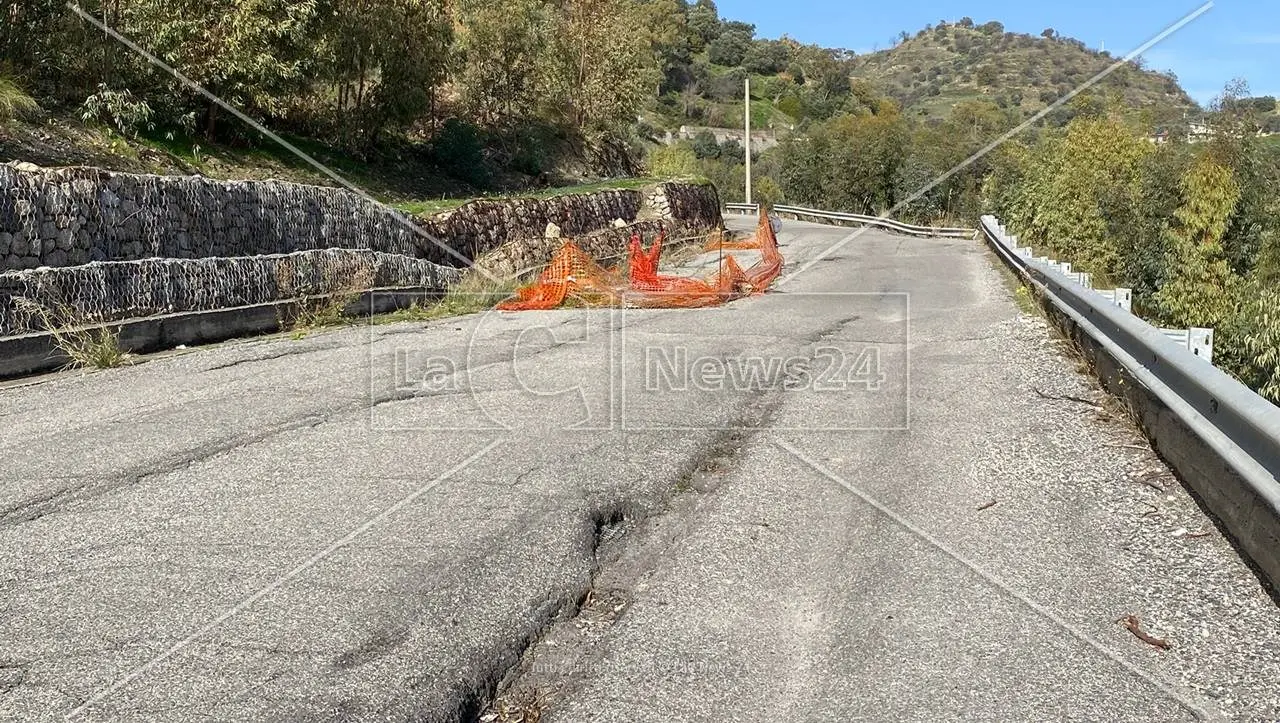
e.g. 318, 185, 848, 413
496, 209, 782, 311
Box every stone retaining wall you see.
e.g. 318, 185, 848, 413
473, 183, 723, 278
0, 163, 724, 338
0, 163, 723, 271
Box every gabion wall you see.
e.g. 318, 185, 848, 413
0, 165, 426, 271
0, 249, 460, 336
0, 164, 722, 272
0, 163, 724, 337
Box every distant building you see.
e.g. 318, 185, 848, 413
1187, 121, 1214, 144
1147, 129, 1171, 145
661, 126, 788, 150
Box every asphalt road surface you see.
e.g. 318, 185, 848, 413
2, 218, 1278, 722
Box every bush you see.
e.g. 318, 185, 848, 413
754, 175, 784, 206
691, 130, 721, 159
506, 122, 561, 176
0, 76, 40, 122
431, 118, 489, 185
719, 138, 744, 163
648, 144, 700, 178
80, 84, 153, 137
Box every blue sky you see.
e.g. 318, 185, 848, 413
714, 0, 1280, 106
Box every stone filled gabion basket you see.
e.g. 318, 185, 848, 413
0, 163, 724, 336
0, 249, 461, 336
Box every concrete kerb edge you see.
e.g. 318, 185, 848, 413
0, 285, 444, 380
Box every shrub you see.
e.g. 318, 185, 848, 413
0, 76, 40, 122
648, 144, 700, 178
80, 84, 154, 137
432, 118, 489, 185
691, 130, 721, 159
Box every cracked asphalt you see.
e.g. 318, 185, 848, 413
2, 218, 1278, 722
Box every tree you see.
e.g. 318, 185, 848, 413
455, 0, 550, 127
816, 103, 908, 214
778, 136, 826, 206
1152, 155, 1242, 329
742, 40, 790, 75
1041, 28, 1056, 39
637, 0, 690, 89
707, 30, 751, 66
352, 0, 453, 148
0, 0, 64, 71
685, 0, 720, 52
547, 0, 659, 140
1241, 222, 1280, 402
121, 0, 322, 137
1005, 115, 1154, 277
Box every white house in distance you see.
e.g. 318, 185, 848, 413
1187, 121, 1214, 144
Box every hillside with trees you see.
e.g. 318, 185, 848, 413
1, 0, 667, 199
849, 19, 1196, 125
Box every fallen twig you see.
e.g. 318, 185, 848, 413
1033, 386, 1103, 409
1186, 530, 1213, 539
1139, 501, 1160, 517
976, 499, 998, 511
1132, 472, 1166, 493
1104, 443, 1150, 451
1118, 615, 1170, 650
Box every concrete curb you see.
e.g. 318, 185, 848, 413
981, 217, 1280, 595
0, 286, 441, 380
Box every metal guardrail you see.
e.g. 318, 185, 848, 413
1161, 327, 1215, 362
1003, 233, 1213, 363
982, 214, 1280, 590
724, 203, 975, 238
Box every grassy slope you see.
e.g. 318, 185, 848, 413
1, 114, 699, 221
391, 177, 663, 216
0, 115, 483, 203
1, 115, 681, 221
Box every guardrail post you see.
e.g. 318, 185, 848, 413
1115, 288, 1132, 312
1190, 327, 1214, 363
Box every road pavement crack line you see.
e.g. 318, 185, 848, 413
0, 415, 328, 528
478, 397, 780, 717
202, 343, 341, 372
60, 440, 502, 721
773, 438, 1220, 722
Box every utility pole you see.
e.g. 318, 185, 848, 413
744, 76, 752, 206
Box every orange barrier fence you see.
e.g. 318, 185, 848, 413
496, 210, 782, 311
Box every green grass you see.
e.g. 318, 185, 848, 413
0, 77, 40, 122
373, 273, 520, 324
390, 177, 663, 217
12, 298, 130, 370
